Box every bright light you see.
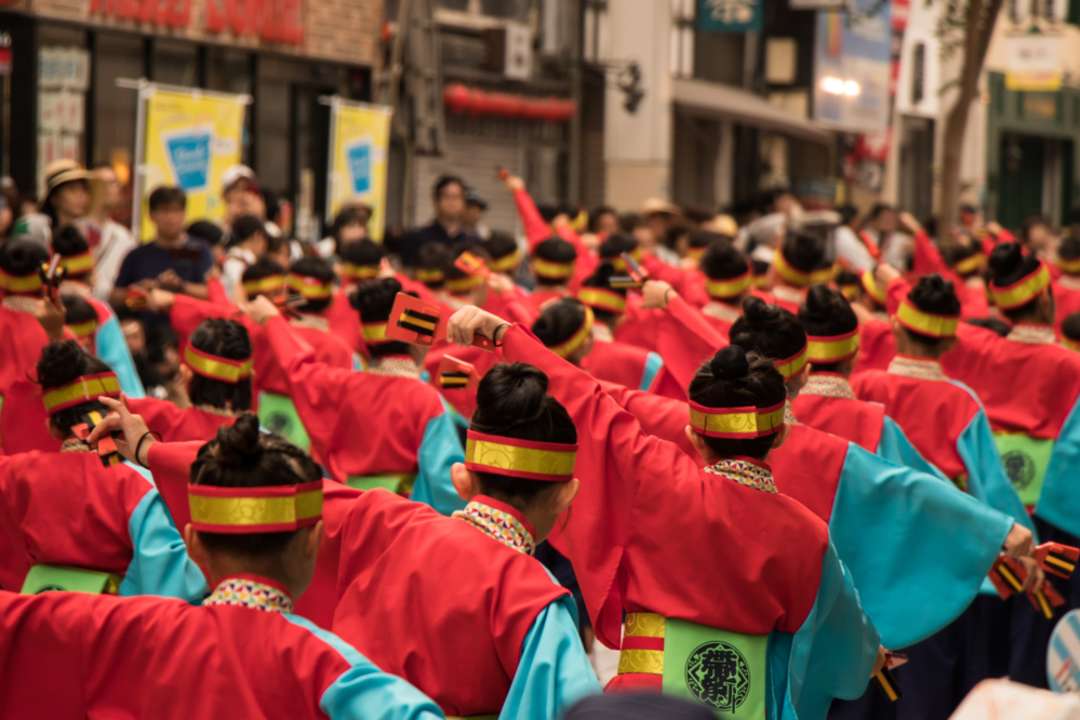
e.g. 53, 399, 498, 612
820, 75, 862, 98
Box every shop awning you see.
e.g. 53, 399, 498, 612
672, 78, 832, 145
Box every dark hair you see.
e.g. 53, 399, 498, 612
532, 237, 577, 287
988, 243, 1044, 320
261, 188, 282, 225
331, 207, 370, 254
688, 345, 786, 459
36, 340, 112, 437
242, 257, 286, 294
187, 319, 253, 411
0, 238, 48, 277
837, 204, 858, 226
433, 175, 465, 201
701, 239, 749, 282
53, 224, 90, 257
798, 286, 857, 370
416, 242, 451, 288
835, 269, 860, 288
230, 214, 266, 246
482, 231, 519, 265
1060, 234, 1080, 263
351, 277, 412, 359
779, 231, 828, 273
187, 220, 226, 248
289, 257, 335, 313
943, 238, 983, 275
148, 186, 186, 213
533, 298, 589, 352
581, 264, 626, 322
588, 205, 617, 233
730, 297, 807, 367
904, 274, 961, 346
690, 230, 729, 250
964, 317, 1011, 337
868, 203, 895, 222
340, 239, 384, 269
599, 233, 638, 262
469, 363, 577, 507
191, 414, 321, 556
61, 292, 96, 327
1063, 312, 1080, 343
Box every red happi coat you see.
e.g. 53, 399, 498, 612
853, 315, 896, 373
0, 305, 55, 454
126, 397, 235, 443
514, 188, 598, 288
0, 452, 162, 592
501, 325, 828, 666
326, 286, 363, 358
580, 338, 654, 390
1054, 276, 1080, 335
792, 375, 887, 453
911, 230, 990, 318
0, 590, 435, 719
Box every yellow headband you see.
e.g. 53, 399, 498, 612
0, 270, 43, 295
807, 330, 860, 364
990, 264, 1050, 310
42, 372, 120, 413
550, 306, 594, 358
706, 271, 752, 300
577, 287, 627, 315
189, 481, 323, 534
774, 347, 809, 380
288, 274, 334, 300
532, 257, 575, 281
689, 401, 785, 439
465, 430, 577, 482
340, 263, 380, 281
445, 273, 485, 295
242, 275, 286, 296
896, 300, 959, 339
774, 251, 836, 288
361, 322, 389, 344
67, 319, 98, 339
952, 253, 985, 277
184, 345, 254, 383
1057, 257, 1080, 276
415, 268, 445, 284
1062, 336, 1080, 353
686, 247, 707, 262
861, 270, 887, 306
611, 249, 643, 272
58, 252, 93, 277
839, 284, 859, 301
489, 250, 522, 273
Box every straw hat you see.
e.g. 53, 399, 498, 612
640, 197, 680, 217
44, 159, 90, 195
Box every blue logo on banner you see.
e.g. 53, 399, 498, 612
166, 131, 212, 192
347, 142, 372, 194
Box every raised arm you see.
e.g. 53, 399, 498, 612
641, 281, 726, 392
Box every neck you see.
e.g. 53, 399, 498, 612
438, 217, 460, 235
205, 557, 299, 598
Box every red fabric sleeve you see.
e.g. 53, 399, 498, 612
885, 276, 912, 316
599, 380, 695, 456
912, 230, 949, 277
146, 441, 204, 531
513, 188, 553, 251
656, 294, 727, 392
207, 277, 231, 305
168, 294, 238, 348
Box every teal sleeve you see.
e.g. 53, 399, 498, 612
876, 416, 948, 481
956, 410, 1034, 533
118, 488, 208, 602
95, 314, 145, 398
639, 352, 663, 391
1037, 397, 1080, 537
499, 596, 600, 720
785, 542, 879, 720
410, 400, 467, 516
829, 443, 1011, 649
282, 614, 445, 720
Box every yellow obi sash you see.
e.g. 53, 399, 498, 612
21, 564, 120, 595
347, 473, 416, 496
619, 612, 768, 718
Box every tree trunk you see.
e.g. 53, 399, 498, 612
938, 91, 975, 240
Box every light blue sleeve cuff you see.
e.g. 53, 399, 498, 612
786, 542, 879, 720
119, 486, 207, 602
499, 595, 600, 720
830, 443, 1011, 649
639, 352, 663, 391
283, 613, 445, 720
876, 416, 948, 481
411, 401, 467, 516
1038, 397, 1080, 536
95, 314, 146, 398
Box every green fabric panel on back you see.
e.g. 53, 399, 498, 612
661, 618, 767, 719
21, 565, 119, 595
258, 391, 311, 452
346, 474, 415, 495
994, 432, 1054, 507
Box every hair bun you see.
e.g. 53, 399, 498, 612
214, 413, 263, 465
740, 296, 774, 325
710, 345, 750, 381
803, 284, 833, 316
989, 242, 1024, 278
476, 362, 550, 428
37, 340, 87, 387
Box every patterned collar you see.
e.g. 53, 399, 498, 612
702, 301, 741, 323
204, 575, 294, 614
871, 310, 890, 323
290, 314, 329, 332
1007, 324, 1055, 346
60, 438, 91, 454
703, 457, 777, 494
887, 355, 949, 382
771, 284, 805, 305
801, 373, 856, 399
453, 495, 536, 555
591, 323, 614, 343
784, 400, 798, 426
368, 356, 421, 379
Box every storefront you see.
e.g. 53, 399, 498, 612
0, 0, 380, 230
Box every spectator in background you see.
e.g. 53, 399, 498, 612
111, 186, 212, 310
187, 220, 227, 265
391, 174, 479, 267
1021, 214, 1056, 262
588, 205, 619, 238
222, 214, 269, 299
463, 189, 491, 240
863, 202, 911, 270
221, 164, 265, 230
639, 198, 681, 263
14, 160, 91, 248
86, 164, 137, 301
833, 203, 876, 273
318, 204, 370, 259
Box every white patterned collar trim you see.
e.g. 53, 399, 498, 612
703, 458, 777, 494
802, 373, 855, 399
1007, 324, 1055, 345
368, 357, 421, 378
887, 355, 949, 382
702, 302, 741, 323
454, 497, 536, 555
204, 576, 294, 614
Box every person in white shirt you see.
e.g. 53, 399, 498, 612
222, 214, 269, 301
833, 204, 875, 273
87, 165, 137, 301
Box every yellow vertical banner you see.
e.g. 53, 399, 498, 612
136, 85, 247, 241
326, 98, 391, 242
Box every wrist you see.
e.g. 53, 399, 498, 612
135, 431, 157, 468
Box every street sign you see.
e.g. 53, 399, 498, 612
1005, 33, 1064, 92
697, 0, 762, 32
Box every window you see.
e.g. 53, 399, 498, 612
911, 42, 925, 105
92, 33, 141, 171
584, 0, 607, 63
151, 39, 197, 87
670, 0, 694, 79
